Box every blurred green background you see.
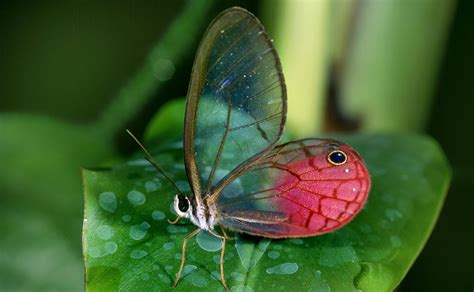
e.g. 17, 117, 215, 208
0, 0, 471, 290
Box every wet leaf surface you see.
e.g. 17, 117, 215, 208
83, 132, 450, 291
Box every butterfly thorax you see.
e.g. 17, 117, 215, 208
173, 194, 218, 230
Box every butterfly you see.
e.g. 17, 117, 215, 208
128, 6, 370, 291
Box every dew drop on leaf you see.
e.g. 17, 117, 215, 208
104, 242, 118, 254
127, 190, 146, 206
213, 255, 221, 264
182, 265, 197, 277
167, 225, 188, 234
99, 192, 117, 213
290, 238, 304, 245
196, 231, 222, 252
130, 249, 148, 259
231, 272, 245, 281
266, 263, 299, 275
129, 222, 151, 240
152, 210, 166, 221
268, 251, 280, 259
163, 242, 174, 251
96, 225, 114, 240
122, 214, 132, 222
230, 285, 254, 292
158, 273, 171, 284
191, 275, 208, 287
145, 180, 160, 192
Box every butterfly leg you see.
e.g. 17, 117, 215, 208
220, 235, 229, 291
173, 228, 200, 288
208, 229, 229, 291
220, 225, 235, 241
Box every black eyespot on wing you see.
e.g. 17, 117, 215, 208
328, 150, 347, 165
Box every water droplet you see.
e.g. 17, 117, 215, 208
96, 225, 114, 240
122, 215, 132, 222
213, 255, 222, 264
99, 192, 117, 213
163, 242, 174, 250
211, 270, 220, 281
268, 251, 280, 259
191, 275, 208, 287
89, 247, 103, 258
319, 245, 358, 267
266, 263, 299, 275
167, 225, 188, 234
158, 273, 170, 283
104, 241, 118, 254
231, 272, 245, 281
182, 265, 197, 277
89, 242, 117, 258
230, 285, 254, 292
128, 190, 146, 206
152, 210, 166, 221
129, 222, 151, 240
130, 249, 148, 259
145, 180, 160, 192
385, 208, 403, 221
196, 231, 222, 252
290, 238, 303, 245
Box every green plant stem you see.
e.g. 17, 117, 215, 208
340, 1, 455, 132
95, 0, 214, 139
264, 0, 330, 137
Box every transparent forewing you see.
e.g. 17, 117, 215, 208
184, 8, 286, 196
217, 139, 371, 238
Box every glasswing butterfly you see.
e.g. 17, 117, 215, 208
128, 6, 370, 291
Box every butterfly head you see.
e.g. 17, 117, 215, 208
173, 194, 193, 218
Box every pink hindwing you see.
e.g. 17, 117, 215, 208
217, 139, 370, 238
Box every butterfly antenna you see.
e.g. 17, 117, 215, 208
126, 129, 184, 196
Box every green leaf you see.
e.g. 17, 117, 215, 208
339, 1, 454, 132
144, 98, 186, 143
0, 114, 113, 290
1, 2, 214, 289
83, 133, 450, 291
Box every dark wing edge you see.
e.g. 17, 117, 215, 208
184, 7, 287, 199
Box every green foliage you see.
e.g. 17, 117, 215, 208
0, 2, 455, 291
0, 2, 214, 289
83, 101, 450, 291
0, 114, 113, 289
